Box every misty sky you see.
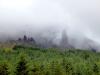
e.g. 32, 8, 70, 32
0, 0, 100, 43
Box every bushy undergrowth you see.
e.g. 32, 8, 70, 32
0, 45, 100, 75
0, 61, 9, 75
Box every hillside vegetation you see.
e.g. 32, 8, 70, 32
0, 45, 100, 75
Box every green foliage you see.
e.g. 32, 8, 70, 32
0, 46, 100, 75
29, 63, 42, 75
15, 53, 29, 75
3, 48, 13, 53
0, 61, 9, 75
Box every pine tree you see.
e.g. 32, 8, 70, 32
23, 35, 27, 41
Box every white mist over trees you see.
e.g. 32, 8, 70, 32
0, 0, 100, 50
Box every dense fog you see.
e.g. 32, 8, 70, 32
0, 0, 100, 50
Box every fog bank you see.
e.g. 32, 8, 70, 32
0, 0, 100, 50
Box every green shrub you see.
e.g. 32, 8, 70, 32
93, 63, 99, 74
13, 45, 26, 50
15, 54, 29, 75
0, 62, 9, 75
3, 48, 13, 53
28, 62, 42, 75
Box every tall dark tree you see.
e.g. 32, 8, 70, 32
18, 38, 22, 41
28, 37, 36, 43
60, 30, 71, 48
23, 35, 27, 41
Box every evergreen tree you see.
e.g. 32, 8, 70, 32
23, 35, 27, 41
